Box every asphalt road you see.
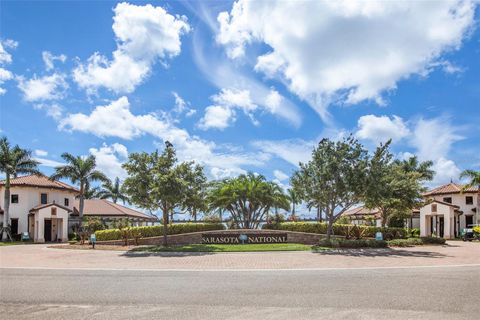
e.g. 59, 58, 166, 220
1, 266, 479, 320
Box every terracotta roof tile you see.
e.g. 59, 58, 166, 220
29, 202, 72, 213
0, 174, 78, 193
423, 183, 478, 196
73, 199, 156, 221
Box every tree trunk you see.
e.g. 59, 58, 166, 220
317, 206, 321, 222
292, 203, 296, 216
2, 175, 10, 240
162, 204, 168, 246
193, 207, 197, 222
326, 213, 334, 240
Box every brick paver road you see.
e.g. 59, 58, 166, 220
1, 241, 479, 270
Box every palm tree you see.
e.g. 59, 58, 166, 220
0, 137, 40, 240
287, 189, 301, 216
207, 173, 290, 229
395, 156, 434, 181
83, 182, 101, 199
50, 153, 108, 222
460, 169, 480, 221
97, 177, 129, 204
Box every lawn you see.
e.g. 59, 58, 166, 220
0, 241, 33, 246
131, 243, 322, 253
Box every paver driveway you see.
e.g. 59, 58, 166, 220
1, 241, 479, 270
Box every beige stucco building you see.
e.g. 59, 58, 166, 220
0, 175, 157, 242
419, 183, 478, 239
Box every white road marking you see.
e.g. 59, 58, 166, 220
1, 264, 480, 273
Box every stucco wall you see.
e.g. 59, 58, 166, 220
0, 186, 76, 235
429, 193, 478, 228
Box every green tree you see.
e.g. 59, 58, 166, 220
287, 188, 301, 216
364, 142, 433, 227
291, 136, 368, 239
179, 163, 208, 222
97, 177, 129, 204
82, 182, 101, 199
207, 173, 290, 229
460, 169, 480, 219
50, 154, 108, 222
122, 142, 189, 245
0, 137, 40, 240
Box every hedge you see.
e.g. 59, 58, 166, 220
317, 238, 388, 248
263, 222, 410, 240
387, 237, 446, 247
95, 223, 225, 241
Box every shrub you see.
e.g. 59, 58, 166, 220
318, 238, 388, 248
387, 237, 446, 247
95, 223, 225, 241
263, 222, 408, 239
407, 228, 420, 238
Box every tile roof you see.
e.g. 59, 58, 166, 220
342, 206, 380, 217
423, 183, 478, 196
73, 199, 157, 221
0, 174, 78, 193
429, 199, 460, 209
29, 202, 73, 213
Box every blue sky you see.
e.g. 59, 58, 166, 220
1, 1, 479, 217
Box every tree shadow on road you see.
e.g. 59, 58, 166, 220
314, 248, 449, 258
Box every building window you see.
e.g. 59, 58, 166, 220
40, 193, 48, 204
64, 198, 69, 206
443, 197, 452, 204
432, 204, 437, 213
11, 194, 19, 203
466, 196, 473, 205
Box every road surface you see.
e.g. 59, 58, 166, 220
1, 265, 479, 319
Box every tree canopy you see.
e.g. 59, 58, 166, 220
98, 177, 129, 204
207, 173, 289, 229
291, 136, 368, 239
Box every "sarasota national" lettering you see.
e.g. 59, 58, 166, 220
202, 233, 288, 244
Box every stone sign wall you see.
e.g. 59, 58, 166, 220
202, 233, 288, 244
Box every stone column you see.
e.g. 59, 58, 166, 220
61, 217, 68, 242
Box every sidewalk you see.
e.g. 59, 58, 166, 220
1, 241, 479, 270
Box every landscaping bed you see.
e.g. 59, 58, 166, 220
129, 243, 320, 253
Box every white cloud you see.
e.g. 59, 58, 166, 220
89, 143, 129, 180
59, 96, 265, 179
192, 30, 302, 128
34, 157, 64, 168
0, 39, 17, 95
411, 117, 463, 162
217, 1, 476, 120
172, 92, 196, 117
356, 115, 410, 144
252, 139, 314, 167
42, 51, 67, 71
198, 104, 235, 130
34, 149, 48, 157
430, 157, 461, 186
73, 2, 190, 94
33, 103, 63, 120
410, 117, 464, 185
273, 169, 289, 181
17, 73, 68, 102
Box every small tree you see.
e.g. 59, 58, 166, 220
179, 163, 208, 222
122, 142, 192, 246
460, 169, 480, 223
291, 136, 368, 239
364, 142, 433, 227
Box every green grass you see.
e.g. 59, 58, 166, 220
131, 243, 322, 253
0, 241, 33, 246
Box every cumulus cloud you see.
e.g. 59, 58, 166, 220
73, 2, 190, 94
0, 39, 17, 95
17, 73, 68, 102
198, 87, 290, 130
42, 51, 67, 71
172, 92, 196, 117
59, 96, 265, 180
89, 143, 129, 180
356, 115, 410, 144
217, 1, 476, 120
